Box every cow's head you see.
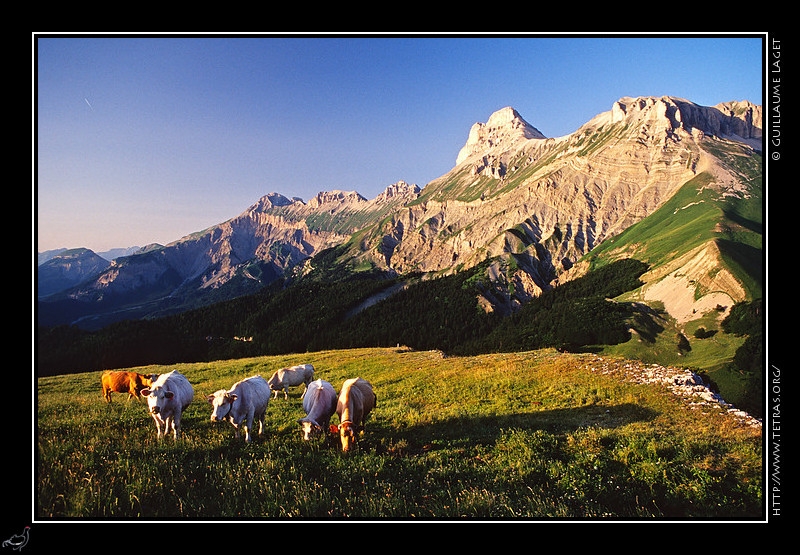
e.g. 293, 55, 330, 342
138, 373, 155, 388
141, 386, 174, 415
297, 418, 322, 441
207, 390, 237, 421
331, 421, 361, 452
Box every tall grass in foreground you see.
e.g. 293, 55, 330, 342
37, 348, 762, 519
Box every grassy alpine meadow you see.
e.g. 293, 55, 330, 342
36, 347, 763, 520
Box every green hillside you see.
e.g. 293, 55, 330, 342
37, 347, 762, 519
37, 252, 763, 417
587, 138, 762, 297
579, 139, 763, 415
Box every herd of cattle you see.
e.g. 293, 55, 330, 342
100, 364, 377, 452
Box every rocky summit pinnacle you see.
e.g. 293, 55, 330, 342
39, 95, 762, 331
456, 107, 546, 165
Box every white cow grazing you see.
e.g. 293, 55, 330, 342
140, 370, 194, 440
297, 379, 338, 441
207, 375, 271, 443
267, 364, 315, 399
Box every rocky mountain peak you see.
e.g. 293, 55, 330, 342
41, 95, 761, 331
375, 181, 421, 203
456, 107, 546, 165
599, 96, 762, 147
249, 192, 294, 213
308, 190, 367, 208
37, 247, 112, 299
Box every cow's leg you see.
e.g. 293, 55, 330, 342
153, 415, 165, 440
243, 421, 252, 443
320, 417, 330, 442
245, 409, 258, 442
251, 411, 262, 438
283, 387, 289, 400
170, 414, 181, 440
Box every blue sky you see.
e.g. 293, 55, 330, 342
35, 34, 764, 253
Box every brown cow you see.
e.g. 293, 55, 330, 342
101, 371, 157, 402
330, 377, 377, 452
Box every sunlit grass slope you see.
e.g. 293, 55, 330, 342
37, 347, 762, 520
583, 141, 762, 413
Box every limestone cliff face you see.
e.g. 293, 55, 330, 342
455, 106, 546, 165
55, 96, 761, 324
68, 182, 420, 302
350, 97, 762, 303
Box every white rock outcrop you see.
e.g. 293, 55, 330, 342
62, 96, 761, 325
351, 97, 761, 315
586, 354, 762, 428
456, 107, 546, 165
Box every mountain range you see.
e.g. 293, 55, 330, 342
37, 246, 144, 299
37, 96, 762, 338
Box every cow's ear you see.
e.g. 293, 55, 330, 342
164, 391, 174, 399
228, 394, 238, 402
140, 388, 150, 396
329, 425, 339, 434
207, 395, 215, 404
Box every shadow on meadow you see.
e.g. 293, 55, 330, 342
366, 402, 659, 457
157, 400, 660, 457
